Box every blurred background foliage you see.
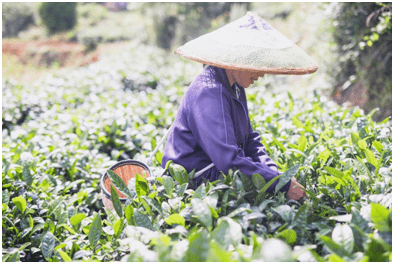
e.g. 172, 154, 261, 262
2, 2, 392, 121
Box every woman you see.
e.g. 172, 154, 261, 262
162, 12, 318, 201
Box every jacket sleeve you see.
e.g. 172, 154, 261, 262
186, 86, 290, 194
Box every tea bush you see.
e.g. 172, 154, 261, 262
2, 42, 392, 261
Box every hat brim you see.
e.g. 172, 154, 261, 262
174, 12, 319, 75
175, 46, 319, 75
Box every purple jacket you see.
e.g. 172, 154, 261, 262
162, 66, 291, 194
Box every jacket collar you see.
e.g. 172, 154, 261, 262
206, 66, 239, 99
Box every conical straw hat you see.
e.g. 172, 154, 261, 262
175, 12, 318, 75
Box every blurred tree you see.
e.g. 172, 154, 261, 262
38, 2, 77, 34
2, 2, 35, 37
142, 3, 251, 50
330, 2, 392, 121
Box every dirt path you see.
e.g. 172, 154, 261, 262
2, 38, 131, 86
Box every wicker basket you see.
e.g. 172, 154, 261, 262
100, 160, 151, 210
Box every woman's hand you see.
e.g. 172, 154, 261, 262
287, 177, 306, 201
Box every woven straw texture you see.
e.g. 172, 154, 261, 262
175, 12, 318, 75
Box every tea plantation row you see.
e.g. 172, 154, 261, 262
2, 43, 392, 261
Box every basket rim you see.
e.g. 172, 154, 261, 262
100, 159, 152, 201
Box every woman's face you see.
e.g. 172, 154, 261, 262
226, 69, 265, 88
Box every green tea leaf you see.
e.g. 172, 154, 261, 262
169, 164, 189, 185
318, 235, 346, 257
178, 183, 188, 197
57, 250, 72, 262
317, 149, 331, 166
136, 173, 149, 198
110, 185, 123, 217
211, 219, 231, 249
204, 191, 218, 209
193, 184, 206, 199
113, 218, 124, 238
107, 170, 134, 199
165, 214, 185, 227
134, 209, 153, 230
206, 240, 233, 262
191, 198, 212, 230
298, 136, 307, 152
276, 229, 297, 245
142, 196, 162, 215
47, 197, 65, 217
357, 139, 367, 150
324, 166, 344, 178
260, 238, 294, 262
365, 149, 378, 167
272, 138, 286, 152
185, 229, 210, 262
239, 171, 255, 193
12, 196, 26, 214
125, 204, 134, 225
8, 251, 20, 262
292, 202, 309, 236
371, 203, 391, 232
88, 213, 102, 249
258, 174, 282, 196
328, 254, 345, 261
162, 176, 174, 198
2, 189, 10, 205
272, 205, 293, 222
332, 224, 354, 255
372, 141, 384, 153
275, 164, 300, 193
70, 213, 86, 230
252, 173, 266, 190
23, 165, 33, 186
41, 232, 55, 260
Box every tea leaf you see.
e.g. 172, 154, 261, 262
324, 166, 344, 178
275, 164, 300, 193
88, 213, 102, 249
318, 235, 347, 257
191, 198, 212, 230
206, 240, 233, 262
185, 229, 210, 262
364, 149, 378, 167
12, 196, 26, 214
298, 136, 307, 152
125, 204, 134, 225
23, 165, 33, 186
136, 173, 149, 198
292, 202, 309, 236
252, 173, 266, 190
165, 214, 185, 227
113, 218, 124, 238
70, 214, 86, 229
260, 238, 294, 262
332, 224, 354, 255
239, 171, 255, 193
107, 170, 134, 200
134, 209, 153, 230
110, 185, 123, 218
370, 203, 391, 232
41, 232, 55, 260
162, 176, 175, 198
211, 219, 231, 249
276, 229, 297, 245
57, 250, 72, 262
372, 141, 384, 153
169, 164, 189, 185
